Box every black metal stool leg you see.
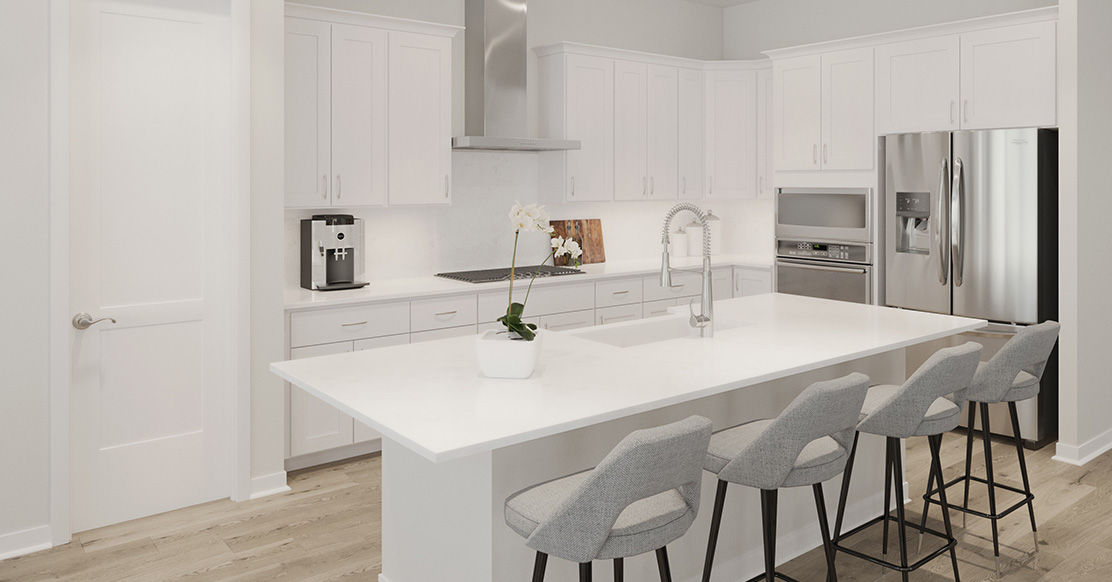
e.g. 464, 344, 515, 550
532, 552, 548, 582
702, 479, 728, 581
813, 483, 837, 582
980, 403, 1001, 570
656, 547, 673, 582
891, 437, 910, 582
579, 561, 592, 582
761, 489, 778, 582
614, 558, 624, 582
832, 432, 860, 543
1009, 401, 1039, 546
882, 438, 893, 555
962, 403, 976, 528
915, 436, 937, 554
930, 434, 961, 582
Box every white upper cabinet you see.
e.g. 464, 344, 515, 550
820, 47, 874, 170
614, 61, 648, 200
557, 53, 615, 201
388, 31, 452, 205
755, 67, 773, 198
959, 21, 1056, 130
773, 55, 822, 171
331, 24, 388, 207
646, 65, 679, 200
285, 18, 332, 208
705, 69, 757, 199
677, 68, 704, 200
876, 35, 961, 134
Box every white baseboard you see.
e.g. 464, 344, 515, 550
285, 439, 381, 472
247, 470, 290, 500
1054, 426, 1112, 466
0, 525, 52, 561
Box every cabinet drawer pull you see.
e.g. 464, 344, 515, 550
570, 176, 575, 197
601, 314, 636, 324
669, 284, 685, 289
434, 310, 458, 317
341, 321, 368, 327
612, 290, 630, 295
812, 144, 818, 165
823, 144, 828, 164
444, 175, 450, 199
336, 174, 342, 199
322, 174, 328, 200
547, 320, 589, 331
650, 176, 655, 196
963, 99, 970, 123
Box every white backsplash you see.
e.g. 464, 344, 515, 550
285, 151, 773, 287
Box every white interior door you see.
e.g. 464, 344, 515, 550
69, 0, 235, 533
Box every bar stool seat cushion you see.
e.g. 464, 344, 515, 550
704, 419, 847, 488
972, 362, 1040, 403
505, 470, 696, 560
861, 384, 961, 436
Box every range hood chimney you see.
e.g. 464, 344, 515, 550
452, 0, 580, 151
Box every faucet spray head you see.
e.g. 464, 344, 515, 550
660, 235, 672, 287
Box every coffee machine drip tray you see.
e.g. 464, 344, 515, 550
436, 265, 584, 284
314, 281, 369, 291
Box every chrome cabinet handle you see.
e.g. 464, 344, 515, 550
952, 158, 966, 287
937, 159, 950, 285
335, 174, 341, 200
322, 175, 328, 200
823, 144, 829, 164
341, 321, 368, 327
812, 144, 818, 165
963, 100, 969, 123
642, 176, 648, 197
434, 310, 458, 317
601, 313, 636, 324
444, 175, 450, 199
547, 320, 589, 331
570, 176, 575, 197
669, 284, 685, 289
950, 101, 956, 124
612, 290, 630, 295
72, 313, 117, 330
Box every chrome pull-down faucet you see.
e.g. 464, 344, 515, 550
660, 203, 713, 337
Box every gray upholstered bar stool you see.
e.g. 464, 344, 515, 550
504, 416, 713, 582
831, 342, 982, 582
917, 321, 1060, 567
700, 372, 871, 582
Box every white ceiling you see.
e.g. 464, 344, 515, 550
686, 0, 762, 7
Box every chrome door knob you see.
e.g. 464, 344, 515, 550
72, 313, 117, 330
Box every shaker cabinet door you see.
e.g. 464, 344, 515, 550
289, 342, 354, 457
331, 24, 388, 207
614, 60, 648, 200
284, 18, 332, 208
705, 69, 757, 199
821, 47, 874, 171
388, 31, 452, 205
677, 68, 705, 200
959, 21, 1056, 130
773, 55, 821, 171
565, 54, 615, 201
876, 35, 960, 134
646, 64, 679, 199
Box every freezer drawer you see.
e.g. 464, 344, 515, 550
776, 259, 872, 304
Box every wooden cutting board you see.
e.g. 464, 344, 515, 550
550, 219, 605, 265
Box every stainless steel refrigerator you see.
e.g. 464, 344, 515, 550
884, 128, 1058, 447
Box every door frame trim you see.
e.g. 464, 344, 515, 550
48, 0, 253, 544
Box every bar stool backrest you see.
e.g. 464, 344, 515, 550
858, 342, 983, 438
719, 372, 870, 490
965, 321, 1060, 403
525, 415, 713, 563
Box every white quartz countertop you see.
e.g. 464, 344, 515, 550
270, 294, 986, 462
284, 254, 773, 310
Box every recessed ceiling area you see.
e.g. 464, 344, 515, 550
687, 0, 762, 7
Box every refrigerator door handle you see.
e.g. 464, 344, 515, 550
952, 157, 965, 287
937, 158, 949, 285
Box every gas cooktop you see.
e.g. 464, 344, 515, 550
435, 265, 584, 284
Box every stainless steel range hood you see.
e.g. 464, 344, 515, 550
452, 0, 580, 151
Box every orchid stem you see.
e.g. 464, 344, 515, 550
508, 230, 519, 306
523, 247, 558, 309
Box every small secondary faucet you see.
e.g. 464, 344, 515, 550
660, 203, 713, 337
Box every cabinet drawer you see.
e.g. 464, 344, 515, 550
478, 282, 595, 323
354, 333, 410, 351
596, 304, 642, 326
290, 302, 410, 348
643, 271, 702, 301
411, 324, 477, 343
643, 298, 679, 318
411, 295, 477, 332
477, 318, 539, 335
540, 309, 595, 332
595, 278, 643, 308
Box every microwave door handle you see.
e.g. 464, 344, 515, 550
952, 158, 965, 287
937, 159, 949, 285
780, 262, 867, 275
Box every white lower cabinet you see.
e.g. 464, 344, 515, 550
596, 303, 643, 325
643, 271, 702, 302
735, 267, 773, 297
713, 268, 734, 300
643, 298, 679, 318
352, 334, 409, 443
539, 309, 595, 332
411, 325, 476, 343
289, 342, 355, 457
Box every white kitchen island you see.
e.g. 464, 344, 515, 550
270, 294, 985, 582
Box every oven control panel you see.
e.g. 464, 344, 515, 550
776, 239, 870, 264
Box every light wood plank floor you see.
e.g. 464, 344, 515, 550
3, 433, 1112, 581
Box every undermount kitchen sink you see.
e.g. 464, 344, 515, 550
574, 314, 744, 348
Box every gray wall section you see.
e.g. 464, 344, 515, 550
0, 0, 51, 543
723, 0, 1057, 59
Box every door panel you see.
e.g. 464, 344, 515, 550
289, 342, 355, 457
774, 55, 821, 171
960, 21, 1056, 130
613, 61, 647, 200
388, 31, 452, 205
647, 65, 678, 199
775, 260, 870, 304
331, 24, 388, 206
876, 36, 960, 134
70, 0, 233, 532
706, 69, 757, 198
951, 129, 1041, 323
284, 17, 331, 207
565, 54, 614, 201
884, 132, 952, 315
677, 68, 704, 199
821, 48, 874, 170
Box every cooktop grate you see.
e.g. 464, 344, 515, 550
435, 265, 585, 284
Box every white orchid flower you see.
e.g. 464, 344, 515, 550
551, 236, 565, 250
509, 201, 552, 233
564, 239, 582, 259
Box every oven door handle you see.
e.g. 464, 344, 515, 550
778, 261, 867, 275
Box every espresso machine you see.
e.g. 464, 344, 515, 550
300, 214, 369, 291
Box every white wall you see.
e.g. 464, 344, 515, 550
1056, 0, 1112, 465
0, 0, 52, 557
723, 0, 1057, 59
283, 0, 770, 285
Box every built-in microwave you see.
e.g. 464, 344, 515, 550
775, 187, 872, 243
